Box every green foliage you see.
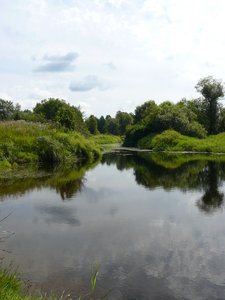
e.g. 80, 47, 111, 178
219, 107, 225, 132
138, 129, 225, 153
91, 262, 99, 297
0, 160, 11, 170
86, 115, 98, 134
95, 112, 133, 136
0, 99, 17, 120
0, 265, 73, 299
0, 266, 42, 300
35, 136, 63, 162
134, 100, 157, 123
124, 98, 207, 146
0, 142, 15, 162
33, 98, 65, 121
137, 133, 156, 149
33, 98, 88, 134
115, 111, 133, 135
56, 107, 77, 130
195, 76, 224, 134
150, 102, 206, 138
151, 130, 183, 151
104, 115, 119, 135
90, 134, 122, 144
0, 121, 101, 167
97, 116, 106, 133
124, 77, 225, 146
124, 123, 147, 146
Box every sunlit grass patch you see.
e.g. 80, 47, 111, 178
137, 130, 225, 153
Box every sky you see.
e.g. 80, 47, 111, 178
1, 0, 225, 117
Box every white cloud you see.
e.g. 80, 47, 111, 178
70, 75, 110, 92
1, 0, 225, 116
34, 52, 78, 72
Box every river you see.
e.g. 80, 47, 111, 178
1, 150, 225, 299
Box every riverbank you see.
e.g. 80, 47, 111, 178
0, 121, 102, 170
136, 129, 225, 153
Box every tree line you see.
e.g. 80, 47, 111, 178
0, 76, 224, 140
124, 76, 225, 146
0, 97, 133, 136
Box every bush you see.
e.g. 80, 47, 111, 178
123, 124, 147, 146
0, 142, 16, 163
0, 160, 11, 170
151, 130, 181, 151
35, 136, 63, 162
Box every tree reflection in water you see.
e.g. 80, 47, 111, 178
102, 151, 225, 214
196, 162, 224, 214
1, 151, 225, 213
0, 161, 98, 201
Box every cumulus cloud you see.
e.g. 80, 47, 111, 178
69, 75, 109, 92
34, 52, 78, 72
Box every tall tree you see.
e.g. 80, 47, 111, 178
86, 115, 98, 134
195, 76, 224, 134
33, 98, 66, 121
134, 100, 157, 123
115, 111, 133, 135
97, 116, 106, 133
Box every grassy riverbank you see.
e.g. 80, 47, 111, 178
0, 267, 43, 300
137, 129, 225, 153
0, 121, 102, 170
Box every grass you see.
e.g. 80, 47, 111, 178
137, 129, 225, 153
90, 134, 122, 145
0, 263, 110, 300
0, 266, 48, 300
0, 121, 101, 170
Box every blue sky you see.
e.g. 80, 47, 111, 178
0, 0, 225, 117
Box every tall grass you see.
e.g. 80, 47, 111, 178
0, 121, 101, 169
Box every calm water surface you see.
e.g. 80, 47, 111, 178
1, 151, 225, 299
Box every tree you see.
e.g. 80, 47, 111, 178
56, 107, 77, 130
104, 116, 119, 135
115, 111, 133, 135
97, 116, 106, 133
86, 115, 98, 134
195, 76, 224, 134
134, 100, 157, 123
0, 99, 15, 120
33, 98, 88, 133
33, 98, 66, 121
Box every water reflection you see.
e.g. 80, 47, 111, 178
102, 151, 225, 213
0, 161, 99, 201
197, 162, 224, 214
